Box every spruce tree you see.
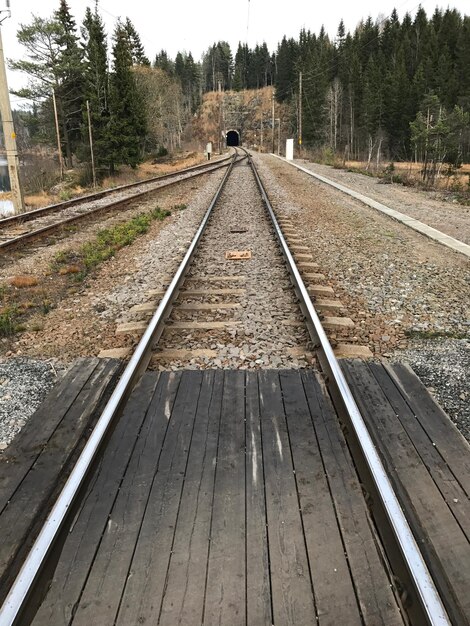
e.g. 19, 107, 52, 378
81, 3, 109, 169
107, 21, 147, 171
125, 18, 150, 66
154, 50, 174, 75
54, 0, 85, 166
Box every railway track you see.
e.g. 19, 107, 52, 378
0, 148, 461, 625
0, 154, 234, 255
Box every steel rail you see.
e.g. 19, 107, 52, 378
245, 149, 450, 626
0, 157, 238, 253
0, 153, 232, 229
0, 150, 241, 626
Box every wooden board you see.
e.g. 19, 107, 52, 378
258, 370, 317, 624
32, 371, 167, 625
341, 360, 470, 625
300, 370, 404, 625
0, 358, 122, 601
279, 370, 362, 625
29, 369, 408, 625
225, 250, 252, 260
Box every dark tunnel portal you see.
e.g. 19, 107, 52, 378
226, 130, 240, 147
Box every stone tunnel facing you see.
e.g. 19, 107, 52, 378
226, 130, 240, 147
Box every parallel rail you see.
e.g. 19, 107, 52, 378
0, 156, 234, 253
0, 148, 450, 626
0, 154, 231, 229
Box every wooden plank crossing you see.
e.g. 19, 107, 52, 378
342, 359, 470, 626
28, 369, 406, 625
0, 357, 123, 604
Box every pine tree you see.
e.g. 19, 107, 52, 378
107, 21, 147, 171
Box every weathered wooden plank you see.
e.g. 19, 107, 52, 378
245, 370, 272, 625
159, 370, 224, 625
342, 360, 470, 625
204, 370, 246, 625
31, 371, 165, 625
0, 358, 121, 598
186, 275, 246, 283
67, 371, 185, 626
258, 370, 316, 625
181, 288, 245, 296
0, 358, 100, 511
301, 370, 405, 625
279, 370, 362, 626
370, 362, 470, 537
113, 371, 204, 626
386, 362, 470, 498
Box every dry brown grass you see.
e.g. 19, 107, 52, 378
21, 153, 207, 212
9, 276, 39, 288
58, 265, 81, 275
25, 192, 50, 209
343, 159, 470, 190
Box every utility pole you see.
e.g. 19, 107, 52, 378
299, 71, 303, 153
271, 91, 275, 154
260, 109, 263, 152
86, 100, 96, 188
276, 118, 281, 155
0, 5, 24, 213
52, 88, 64, 180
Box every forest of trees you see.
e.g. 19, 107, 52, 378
273, 8, 470, 170
10, 2, 470, 181
11, 0, 190, 177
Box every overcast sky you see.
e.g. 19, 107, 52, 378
1, 0, 469, 105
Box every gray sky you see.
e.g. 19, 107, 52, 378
1, 0, 469, 105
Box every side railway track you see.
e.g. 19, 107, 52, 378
0, 148, 468, 625
0, 154, 236, 255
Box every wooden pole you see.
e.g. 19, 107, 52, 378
0, 26, 24, 213
260, 108, 263, 152
299, 71, 303, 152
271, 91, 275, 153
86, 100, 96, 188
52, 88, 64, 180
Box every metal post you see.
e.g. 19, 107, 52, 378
277, 118, 281, 155
52, 88, 64, 180
86, 100, 96, 188
0, 24, 24, 213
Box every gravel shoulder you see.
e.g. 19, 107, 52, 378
292, 159, 470, 245
254, 153, 470, 441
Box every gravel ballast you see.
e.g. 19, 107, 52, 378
0, 357, 65, 446
154, 159, 310, 369
391, 338, 470, 442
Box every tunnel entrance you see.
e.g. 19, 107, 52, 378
226, 130, 240, 147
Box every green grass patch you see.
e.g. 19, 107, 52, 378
172, 203, 187, 211
53, 207, 171, 280
0, 306, 19, 337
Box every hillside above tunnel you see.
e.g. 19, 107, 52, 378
191, 86, 290, 151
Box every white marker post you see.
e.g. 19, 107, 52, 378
286, 138, 294, 161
